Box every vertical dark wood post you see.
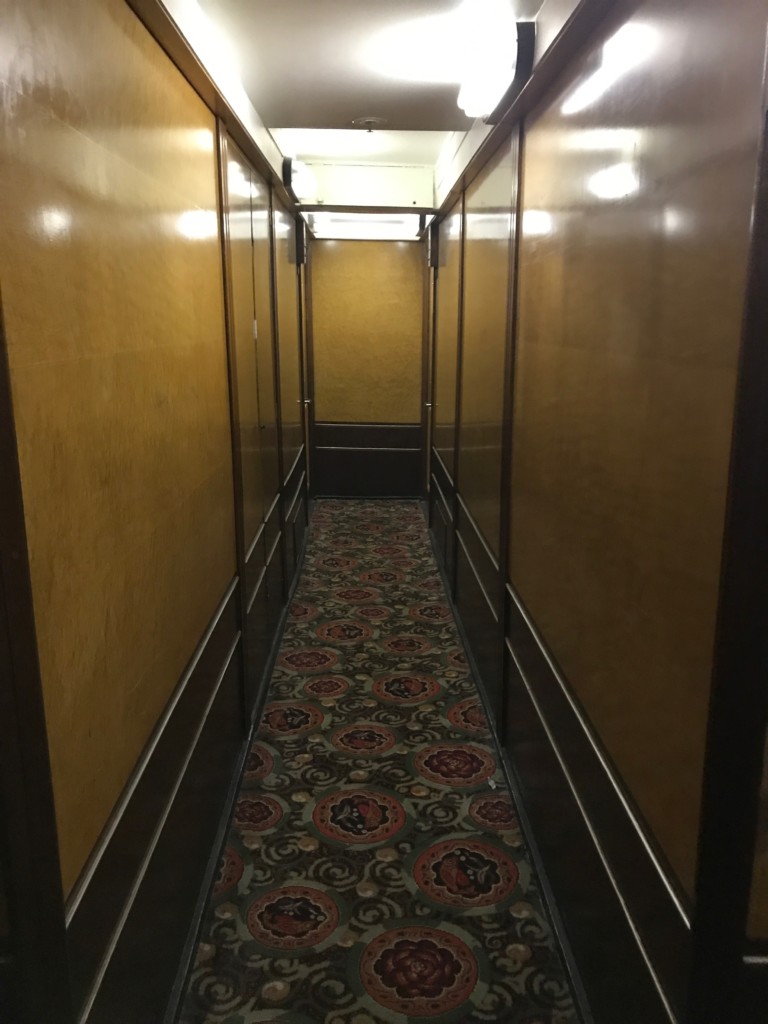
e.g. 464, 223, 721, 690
0, 292, 73, 1023
267, 190, 288, 601
449, 192, 467, 600
214, 119, 250, 736
687, 111, 768, 1023
498, 123, 526, 743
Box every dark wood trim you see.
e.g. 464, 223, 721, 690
454, 526, 503, 722
426, 221, 440, 503
505, 582, 690, 1020
498, 122, 525, 741
268, 190, 289, 604
84, 637, 243, 1024
304, 236, 317, 494
215, 122, 251, 736
687, 109, 768, 1024
122, 0, 296, 212
312, 423, 423, 497
0, 292, 73, 1022
420, 237, 432, 494
67, 585, 242, 1022
314, 423, 421, 449
502, 638, 672, 1024
448, 192, 467, 600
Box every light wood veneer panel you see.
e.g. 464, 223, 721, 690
510, 0, 766, 897
0, 0, 235, 893
311, 240, 423, 424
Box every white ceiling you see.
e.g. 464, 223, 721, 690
271, 128, 453, 166
198, 0, 544, 131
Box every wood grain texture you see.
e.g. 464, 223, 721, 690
311, 240, 423, 424
433, 205, 461, 476
509, 0, 766, 898
459, 136, 517, 558
0, 0, 236, 893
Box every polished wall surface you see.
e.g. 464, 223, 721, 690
459, 138, 516, 554
274, 203, 303, 476
433, 203, 462, 474
510, 0, 767, 895
311, 240, 423, 424
0, 0, 235, 892
227, 144, 265, 543
254, 189, 279, 504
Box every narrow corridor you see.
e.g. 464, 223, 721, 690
180, 501, 577, 1023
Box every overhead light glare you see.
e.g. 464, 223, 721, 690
177, 209, 218, 240
456, 0, 517, 118
587, 162, 640, 200
561, 22, 658, 115
36, 206, 72, 241
522, 209, 554, 236
361, 1, 518, 119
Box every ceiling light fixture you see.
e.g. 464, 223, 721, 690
361, 1, 523, 121
455, 0, 517, 118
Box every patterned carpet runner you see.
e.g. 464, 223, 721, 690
180, 500, 577, 1024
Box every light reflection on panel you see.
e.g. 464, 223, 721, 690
274, 204, 303, 477
510, 0, 766, 898
252, 185, 279, 504
433, 203, 461, 475
227, 148, 265, 545
459, 136, 516, 555
0, 0, 235, 892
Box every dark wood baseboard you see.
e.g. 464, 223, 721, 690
427, 481, 686, 1023
312, 423, 423, 497
453, 499, 503, 722
66, 584, 244, 1022
504, 584, 690, 1023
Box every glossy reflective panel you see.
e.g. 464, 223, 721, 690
433, 204, 461, 474
227, 146, 265, 543
510, 0, 767, 897
459, 136, 516, 555
252, 182, 280, 504
0, 0, 235, 892
274, 203, 303, 476
311, 240, 423, 424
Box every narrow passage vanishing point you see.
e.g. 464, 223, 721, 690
181, 500, 578, 1023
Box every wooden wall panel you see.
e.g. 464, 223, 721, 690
311, 240, 423, 424
0, 0, 235, 893
433, 205, 462, 475
459, 138, 516, 555
253, 184, 279, 504
510, 0, 767, 897
274, 203, 302, 476
227, 145, 265, 543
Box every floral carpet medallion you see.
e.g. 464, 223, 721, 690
180, 500, 577, 1024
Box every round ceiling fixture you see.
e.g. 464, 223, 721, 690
351, 116, 387, 131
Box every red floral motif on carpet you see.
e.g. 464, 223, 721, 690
360, 926, 478, 1016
